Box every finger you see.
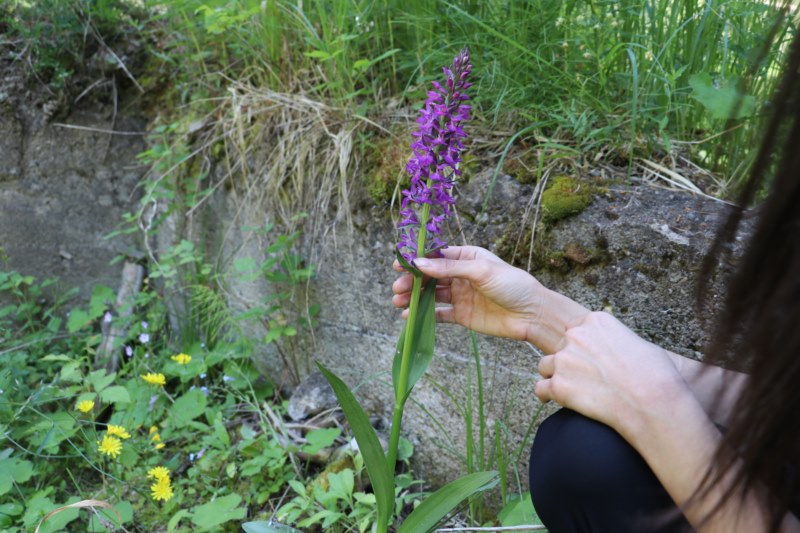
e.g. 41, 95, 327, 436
538, 354, 555, 378
393, 260, 406, 273
392, 293, 411, 308
534, 379, 553, 403
392, 274, 414, 295
413, 256, 490, 285
434, 306, 456, 324
435, 285, 451, 304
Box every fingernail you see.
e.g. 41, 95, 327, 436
414, 258, 431, 268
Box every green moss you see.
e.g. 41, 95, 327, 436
308, 454, 356, 492
504, 152, 538, 184
364, 135, 407, 205
541, 176, 594, 223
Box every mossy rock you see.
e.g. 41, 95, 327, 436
541, 176, 594, 223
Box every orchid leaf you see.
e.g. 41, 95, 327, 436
317, 363, 394, 530
394, 249, 422, 278
397, 471, 499, 533
392, 277, 437, 403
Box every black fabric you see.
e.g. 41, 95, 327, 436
529, 409, 693, 533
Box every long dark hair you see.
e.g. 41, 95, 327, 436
695, 20, 800, 531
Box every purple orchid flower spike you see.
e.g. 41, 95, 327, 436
397, 47, 472, 264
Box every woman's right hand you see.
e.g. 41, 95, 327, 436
391, 246, 588, 352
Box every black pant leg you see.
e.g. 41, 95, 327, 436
529, 409, 693, 533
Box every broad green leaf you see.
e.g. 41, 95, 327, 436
0, 456, 33, 495
397, 471, 499, 533
0, 502, 23, 528
317, 363, 394, 531
89, 284, 115, 318
498, 491, 543, 527
67, 309, 91, 333
168, 509, 192, 532
87, 501, 133, 532
242, 521, 303, 533
32, 497, 81, 533
392, 277, 438, 402
41, 354, 71, 362
301, 427, 340, 455
169, 389, 207, 428
689, 73, 755, 120
191, 493, 246, 530
100, 385, 130, 404
89, 369, 116, 393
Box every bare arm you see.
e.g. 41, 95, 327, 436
535, 311, 800, 532
393, 246, 746, 422
667, 352, 748, 426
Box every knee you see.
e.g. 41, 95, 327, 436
530, 409, 626, 492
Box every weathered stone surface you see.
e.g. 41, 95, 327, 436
0, 105, 146, 296
1, 63, 744, 489
291, 173, 743, 487
286, 370, 339, 421
0, 104, 23, 182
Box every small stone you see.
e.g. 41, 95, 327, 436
286, 371, 338, 422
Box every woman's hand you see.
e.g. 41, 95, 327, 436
535, 310, 688, 437
391, 246, 588, 353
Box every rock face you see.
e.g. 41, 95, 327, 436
292, 171, 743, 487
0, 63, 146, 296
1, 66, 745, 489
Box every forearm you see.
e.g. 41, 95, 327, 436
620, 382, 799, 532
668, 352, 749, 426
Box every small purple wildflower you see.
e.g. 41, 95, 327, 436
103, 311, 112, 324
139, 332, 150, 344
125, 345, 133, 358
397, 47, 472, 262
141, 321, 149, 330
222, 375, 235, 383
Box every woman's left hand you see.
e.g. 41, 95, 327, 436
534, 311, 690, 438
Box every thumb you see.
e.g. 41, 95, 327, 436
414, 257, 490, 285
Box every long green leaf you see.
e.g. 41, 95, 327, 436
397, 471, 499, 533
392, 277, 437, 402
242, 521, 302, 533
317, 363, 394, 530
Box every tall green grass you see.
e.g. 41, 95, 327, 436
146, 0, 795, 193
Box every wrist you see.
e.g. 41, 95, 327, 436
616, 370, 697, 449
525, 286, 590, 354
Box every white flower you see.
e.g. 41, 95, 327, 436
125, 345, 133, 357
141, 321, 149, 329
103, 311, 112, 324
139, 333, 150, 344
222, 375, 235, 383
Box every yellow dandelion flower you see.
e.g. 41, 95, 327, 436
149, 425, 158, 435
106, 424, 131, 439
147, 466, 170, 481
141, 373, 166, 386
170, 353, 191, 365
155, 442, 165, 450
151, 476, 174, 502
76, 400, 95, 413
98, 435, 122, 459
151, 432, 161, 443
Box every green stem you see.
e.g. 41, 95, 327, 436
387, 195, 432, 475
